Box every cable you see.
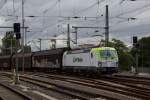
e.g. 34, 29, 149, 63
58, 0, 61, 17
117, 1, 150, 17
41, 0, 61, 31
73, 0, 103, 15
95, 0, 102, 29
0, 0, 7, 10
90, 1, 150, 26
107, 1, 150, 27
13, 0, 15, 14
119, 0, 149, 5
43, 0, 59, 14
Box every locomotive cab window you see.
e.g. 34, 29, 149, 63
100, 50, 117, 58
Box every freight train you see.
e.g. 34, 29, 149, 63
0, 47, 118, 74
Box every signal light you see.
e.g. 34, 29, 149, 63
13, 23, 20, 33
13, 23, 21, 39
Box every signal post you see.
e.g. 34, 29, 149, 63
13, 23, 21, 84
133, 36, 139, 75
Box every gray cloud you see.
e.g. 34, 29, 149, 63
0, 0, 150, 50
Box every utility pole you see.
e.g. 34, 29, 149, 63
40, 39, 41, 51
67, 24, 70, 49
15, 39, 19, 84
24, 27, 27, 45
74, 27, 77, 45
22, 0, 25, 73
105, 5, 109, 47
11, 39, 12, 55
39, 38, 42, 51
135, 52, 138, 74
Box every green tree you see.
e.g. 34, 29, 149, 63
133, 37, 150, 67
1, 31, 19, 55
1, 31, 31, 55
108, 39, 134, 71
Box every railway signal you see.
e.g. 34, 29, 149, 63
133, 36, 140, 49
13, 23, 21, 39
133, 36, 139, 74
13, 23, 21, 84
133, 36, 137, 44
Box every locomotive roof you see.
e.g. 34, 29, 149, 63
66, 47, 116, 54
91, 47, 116, 51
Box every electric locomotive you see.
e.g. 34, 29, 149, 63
63, 47, 118, 74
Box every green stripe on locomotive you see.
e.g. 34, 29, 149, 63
91, 47, 118, 62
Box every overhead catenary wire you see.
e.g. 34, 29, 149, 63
58, 0, 61, 17
24, 0, 150, 44
73, 0, 104, 16
0, 0, 7, 10
11, 0, 27, 16
119, 0, 149, 5
8, 0, 149, 32
13, 0, 15, 14
87, 2, 150, 27
43, 0, 60, 14
2, 0, 150, 47
105, 0, 150, 28
80, 0, 150, 24
1, 0, 150, 23
0, 1, 138, 27
42, 0, 60, 32
117, 1, 150, 17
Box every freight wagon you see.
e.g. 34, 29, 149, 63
32, 48, 67, 72
12, 53, 32, 70
0, 55, 12, 70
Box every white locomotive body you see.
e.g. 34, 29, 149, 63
62, 47, 118, 74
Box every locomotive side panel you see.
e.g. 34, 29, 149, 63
63, 52, 91, 67
62, 49, 100, 73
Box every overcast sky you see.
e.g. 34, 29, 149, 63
0, 0, 150, 50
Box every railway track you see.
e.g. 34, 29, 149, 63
114, 74, 150, 84
101, 75, 150, 90
22, 72, 150, 99
27, 72, 150, 99
0, 80, 32, 100
1, 71, 150, 100
20, 75, 142, 100
0, 72, 107, 100
38, 72, 150, 99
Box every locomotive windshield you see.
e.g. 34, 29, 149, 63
100, 50, 117, 58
